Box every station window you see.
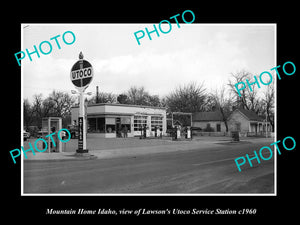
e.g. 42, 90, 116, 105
134, 115, 147, 131
106, 124, 116, 133
87, 117, 111, 133
88, 118, 96, 132
151, 116, 163, 131
106, 118, 116, 133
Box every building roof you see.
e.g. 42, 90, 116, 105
193, 111, 223, 122
233, 108, 264, 122
72, 102, 166, 110
193, 108, 264, 122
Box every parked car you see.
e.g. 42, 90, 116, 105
37, 128, 48, 138
27, 126, 39, 138
191, 126, 202, 131
67, 125, 78, 139
23, 130, 30, 141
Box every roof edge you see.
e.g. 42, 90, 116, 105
71, 102, 167, 110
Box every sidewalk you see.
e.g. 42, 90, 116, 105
23, 137, 219, 161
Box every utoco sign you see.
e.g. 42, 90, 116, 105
71, 67, 92, 79
70, 59, 93, 88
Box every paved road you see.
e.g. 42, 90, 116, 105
23, 140, 275, 194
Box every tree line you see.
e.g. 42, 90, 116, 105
24, 70, 274, 131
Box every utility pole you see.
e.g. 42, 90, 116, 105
96, 86, 99, 103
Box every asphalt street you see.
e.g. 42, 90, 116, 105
23, 139, 275, 194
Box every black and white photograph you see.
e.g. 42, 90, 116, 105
4, 4, 298, 221
21, 23, 276, 195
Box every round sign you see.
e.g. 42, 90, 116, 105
70, 59, 93, 88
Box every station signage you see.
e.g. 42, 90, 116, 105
70, 59, 93, 88
78, 117, 83, 150
70, 52, 92, 153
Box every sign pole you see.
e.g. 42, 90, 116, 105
71, 52, 93, 154
76, 90, 86, 153
80, 90, 87, 151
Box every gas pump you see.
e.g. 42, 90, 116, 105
41, 117, 63, 153
143, 125, 147, 138
186, 126, 191, 139
176, 126, 181, 139
172, 126, 181, 140
156, 126, 160, 138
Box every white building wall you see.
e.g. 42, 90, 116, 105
71, 104, 167, 137
227, 110, 250, 133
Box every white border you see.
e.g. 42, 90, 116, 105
21, 23, 277, 196
21, 23, 25, 195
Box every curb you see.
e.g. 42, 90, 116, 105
24, 153, 98, 162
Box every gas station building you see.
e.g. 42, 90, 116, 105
71, 103, 167, 138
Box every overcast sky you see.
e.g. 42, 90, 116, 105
22, 24, 275, 103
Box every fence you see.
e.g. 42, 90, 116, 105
193, 131, 274, 138
247, 131, 274, 138
192, 131, 229, 137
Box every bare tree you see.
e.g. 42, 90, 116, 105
262, 82, 275, 131
42, 97, 56, 117
145, 94, 161, 107
47, 90, 75, 118
121, 86, 161, 106
88, 92, 116, 104
228, 69, 261, 112
27, 91, 75, 128
23, 99, 34, 129
227, 69, 274, 130
31, 94, 44, 123
126, 86, 149, 105
165, 82, 207, 113
210, 86, 232, 132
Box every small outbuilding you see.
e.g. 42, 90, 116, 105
192, 111, 226, 132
